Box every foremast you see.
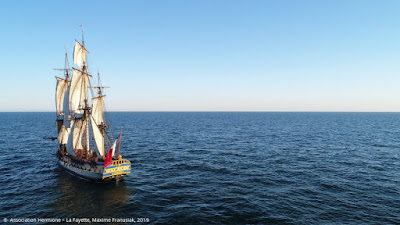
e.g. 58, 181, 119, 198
55, 47, 71, 148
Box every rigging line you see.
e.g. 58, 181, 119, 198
77, 73, 85, 113
88, 79, 95, 100
89, 114, 102, 150
89, 114, 98, 126
103, 98, 114, 139
88, 81, 108, 154
80, 119, 86, 150
64, 46, 70, 81
72, 119, 85, 150
104, 131, 112, 148
96, 72, 113, 139
72, 67, 93, 77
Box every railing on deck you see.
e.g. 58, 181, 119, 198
111, 160, 128, 166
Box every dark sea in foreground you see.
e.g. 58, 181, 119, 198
0, 112, 399, 224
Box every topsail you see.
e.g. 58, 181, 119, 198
55, 77, 68, 116
69, 68, 88, 115
73, 41, 88, 69
92, 96, 104, 125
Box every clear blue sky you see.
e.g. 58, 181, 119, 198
1, 0, 400, 111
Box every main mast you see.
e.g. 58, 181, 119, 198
81, 28, 90, 157
64, 46, 70, 82
68, 28, 108, 160
97, 72, 105, 157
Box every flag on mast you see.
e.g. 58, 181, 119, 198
104, 132, 122, 168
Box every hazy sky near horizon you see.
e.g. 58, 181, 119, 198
1, 0, 400, 111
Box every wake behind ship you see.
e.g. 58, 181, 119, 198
55, 33, 131, 182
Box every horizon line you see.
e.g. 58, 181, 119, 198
1, 111, 400, 113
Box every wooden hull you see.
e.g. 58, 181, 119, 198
57, 151, 131, 182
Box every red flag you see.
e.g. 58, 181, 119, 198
104, 147, 113, 168
79, 25, 83, 27
104, 130, 122, 168
104, 132, 122, 168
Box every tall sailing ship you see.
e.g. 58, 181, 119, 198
55, 34, 131, 182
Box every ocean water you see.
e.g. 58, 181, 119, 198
0, 112, 399, 224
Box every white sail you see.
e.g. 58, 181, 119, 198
63, 86, 72, 128
66, 120, 77, 156
82, 118, 89, 150
90, 116, 104, 158
72, 119, 86, 150
69, 68, 88, 115
73, 40, 88, 68
92, 96, 104, 125
56, 77, 68, 116
58, 125, 70, 145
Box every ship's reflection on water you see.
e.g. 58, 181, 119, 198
51, 168, 131, 219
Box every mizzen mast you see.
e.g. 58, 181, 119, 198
90, 71, 109, 157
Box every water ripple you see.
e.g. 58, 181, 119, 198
1, 112, 400, 224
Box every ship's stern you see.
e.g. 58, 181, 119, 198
102, 159, 131, 181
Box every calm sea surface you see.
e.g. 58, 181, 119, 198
0, 112, 399, 224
